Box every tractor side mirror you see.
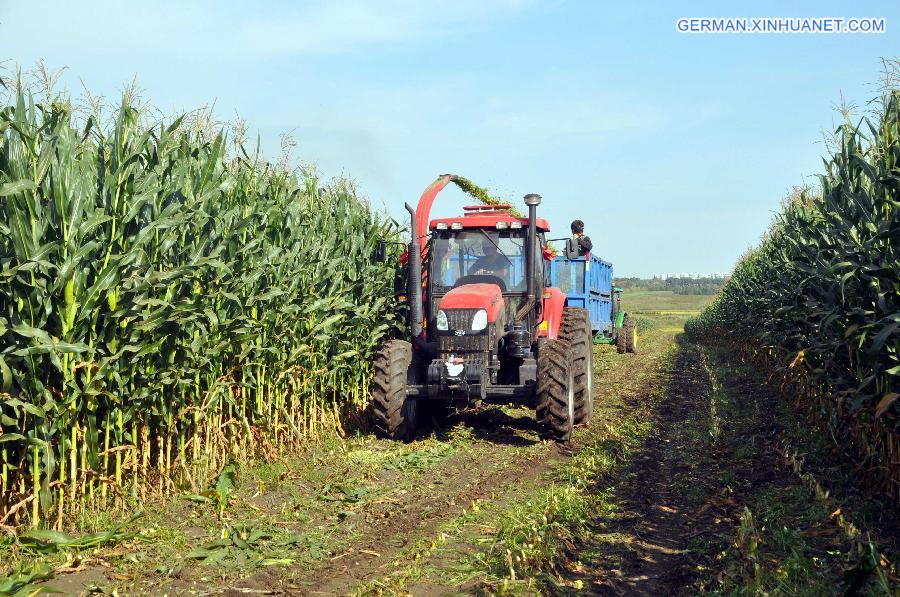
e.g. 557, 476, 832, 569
375, 240, 387, 262
564, 238, 580, 259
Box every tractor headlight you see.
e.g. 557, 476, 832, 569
436, 310, 449, 331
470, 309, 488, 332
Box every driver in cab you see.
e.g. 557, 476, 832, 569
468, 239, 510, 278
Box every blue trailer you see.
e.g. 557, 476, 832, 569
549, 252, 636, 351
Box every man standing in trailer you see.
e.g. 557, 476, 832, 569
571, 220, 592, 256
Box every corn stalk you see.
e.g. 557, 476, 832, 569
0, 83, 403, 527
687, 87, 899, 500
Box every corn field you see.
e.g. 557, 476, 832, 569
687, 85, 899, 499
0, 83, 401, 528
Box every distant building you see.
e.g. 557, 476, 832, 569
651, 272, 731, 281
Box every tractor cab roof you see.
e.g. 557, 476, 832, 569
429, 204, 550, 233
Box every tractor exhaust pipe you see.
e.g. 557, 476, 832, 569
516, 193, 542, 321
405, 202, 424, 339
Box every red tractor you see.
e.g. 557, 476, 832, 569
372, 174, 593, 442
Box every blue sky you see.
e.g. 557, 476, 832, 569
1, 1, 897, 276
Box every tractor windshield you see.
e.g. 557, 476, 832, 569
430, 230, 527, 292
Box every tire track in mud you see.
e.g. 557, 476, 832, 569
226, 341, 671, 596
180, 316, 684, 596
339, 321, 684, 595
548, 335, 899, 595
562, 341, 715, 595
301, 447, 557, 595
223, 412, 562, 596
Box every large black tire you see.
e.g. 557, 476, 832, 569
616, 320, 627, 354
559, 307, 593, 425
535, 339, 575, 442
371, 340, 418, 441
624, 315, 638, 354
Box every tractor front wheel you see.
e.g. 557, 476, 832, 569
535, 339, 575, 442
560, 307, 593, 425
371, 340, 418, 441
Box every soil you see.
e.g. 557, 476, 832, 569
569, 345, 717, 594
250, 441, 557, 596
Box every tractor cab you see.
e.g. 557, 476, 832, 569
428, 205, 550, 334
415, 202, 550, 400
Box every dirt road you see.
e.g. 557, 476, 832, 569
25, 312, 898, 595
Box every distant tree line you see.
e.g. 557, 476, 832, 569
615, 277, 728, 295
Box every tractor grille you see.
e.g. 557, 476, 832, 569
439, 334, 490, 354
444, 308, 479, 332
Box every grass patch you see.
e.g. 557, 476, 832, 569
0, 427, 468, 593
462, 349, 677, 593
623, 289, 716, 313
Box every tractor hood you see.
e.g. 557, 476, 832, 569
439, 283, 504, 322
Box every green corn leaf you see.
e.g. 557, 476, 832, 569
0, 179, 36, 196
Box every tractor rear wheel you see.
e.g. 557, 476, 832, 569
624, 315, 638, 354
560, 307, 593, 425
616, 322, 627, 354
371, 340, 418, 441
535, 339, 575, 442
